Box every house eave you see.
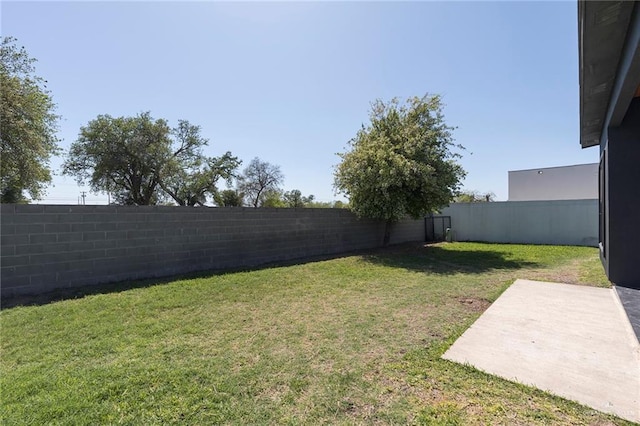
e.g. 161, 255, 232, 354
578, 1, 638, 149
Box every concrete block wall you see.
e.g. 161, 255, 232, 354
389, 218, 426, 244
440, 199, 598, 247
1, 205, 425, 297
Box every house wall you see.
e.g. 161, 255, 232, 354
0, 205, 425, 298
604, 97, 640, 288
508, 163, 598, 201
440, 199, 598, 247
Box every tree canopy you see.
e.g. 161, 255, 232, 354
214, 189, 244, 207
261, 189, 286, 208
159, 120, 240, 206
63, 113, 240, 206
334, 94, 466, 244
236, 157, 284, 207
283, 189, 315, 208
1, 36, 60, 203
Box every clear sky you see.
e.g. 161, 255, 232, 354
2, 1, 596, 204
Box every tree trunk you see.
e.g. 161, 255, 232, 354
383, 219, 393, 247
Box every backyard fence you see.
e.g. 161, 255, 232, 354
0, 205, 425, 298
0, 199, 599, 299
439, 199, 598, 247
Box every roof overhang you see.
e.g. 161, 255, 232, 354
578, 1, 640, 148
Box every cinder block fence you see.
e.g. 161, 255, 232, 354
0, 205, 424, 298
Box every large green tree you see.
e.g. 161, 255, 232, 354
1, 37, 60, 203
63, 113, 239, 206
158, 121, 240, 206
334, 94, 466, 245
64, 113, 170, 205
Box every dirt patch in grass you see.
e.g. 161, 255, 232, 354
456, 297, 492, 312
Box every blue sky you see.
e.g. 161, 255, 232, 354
2, 1, 596, 204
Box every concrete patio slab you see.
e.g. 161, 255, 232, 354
442, 279, 640, 423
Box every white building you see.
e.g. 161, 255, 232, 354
508, 163, 598, 201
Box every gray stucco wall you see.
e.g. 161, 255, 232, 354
0, 205, 424, 298
508, 163, 598, 201
440, 200, 598, 247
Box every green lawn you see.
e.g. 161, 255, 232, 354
1, 242, 630, 425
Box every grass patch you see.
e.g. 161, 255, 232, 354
1, 243, 626, 425
578, 255, 612, 288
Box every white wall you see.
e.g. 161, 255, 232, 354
440, 200, 598, 247
508, 163, 598, 201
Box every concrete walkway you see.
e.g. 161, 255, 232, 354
443, 279, 640, 423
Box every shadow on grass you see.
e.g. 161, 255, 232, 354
1, 276, 178, 310
363, 243, 540, 275
0, 248, 373, 310
1, 243, 541, 310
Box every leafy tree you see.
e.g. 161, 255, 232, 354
1, 36, 60, 203
63, 113, 239, 206
334, 94, 466, 245
214, 189, 244, 207
64, 113, 171, 205
237, 157, 284, 207
159, 121, 240, 206
454, 190, 495, 203
283, 189, 315, 208
261, 189, 286, 208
